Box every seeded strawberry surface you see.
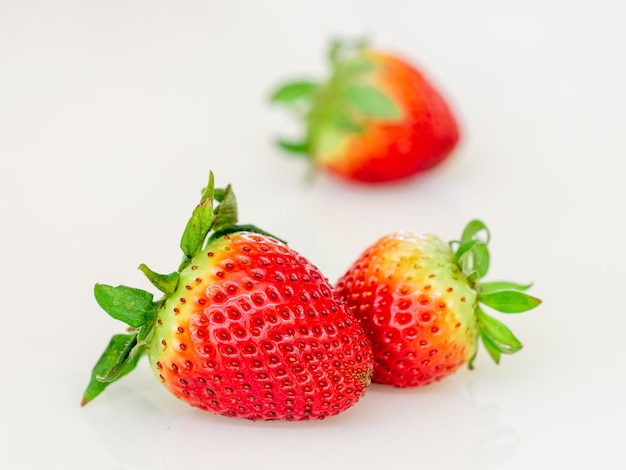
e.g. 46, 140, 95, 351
82, 173, 374, 420
150, 231, 373, 420
336, 232, 478, 387
335, 221, 542, 388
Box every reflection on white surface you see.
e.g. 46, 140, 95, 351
152, 379, 477, 470
82, 385, 166, 470
81, 369, 487, 470
79, 373, 530, 470
469, 386, 521, 470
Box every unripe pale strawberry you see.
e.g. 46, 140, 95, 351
335, 221, 541, 387
82, 173, 373, 420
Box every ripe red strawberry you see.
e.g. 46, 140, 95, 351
82, 173, 373, 420
270, 38, 460, 183
335, 220, 541, 387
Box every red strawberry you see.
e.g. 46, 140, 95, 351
270, 38, 460, 183
82, 173, 373, 420
335, 220, 541, 387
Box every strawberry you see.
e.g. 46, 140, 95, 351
82, 172, 373, 420
335, 220, 541, 387
270, 38, 460, 183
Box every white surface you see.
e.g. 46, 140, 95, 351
1, 1, 625, 469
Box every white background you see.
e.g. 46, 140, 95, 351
1, 1, 625, 469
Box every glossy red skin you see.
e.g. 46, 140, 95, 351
149, 232, 373, 420
320, 52, 460, 183
335, 232, 477, 387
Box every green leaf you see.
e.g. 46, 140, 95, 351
340, 83, 401, 118
469, 242, 490, 282
454, 240, 475, 266
477, 307, 522, 354
276, 138, 310, 155
270, 81, 319, 105
476, 243, 490, 277
212, 184, 238, 232
200, 171, 215, 202
81, 333, 143, 406
480, 281, 532, 295
95, 334, 139, 383
461, 219, 490, 244
213, 188, 226, 202
136, 322, 154, 345
328, 108, 364, 132
180, 186, 215, 258
480, 330, 502, 364
455, 240, 490, 283
94, 284, 157, 328
479, 289, 542, 313
138, 264, 179, 295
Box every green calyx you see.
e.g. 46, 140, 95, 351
270, 37, 402, 164
82, 172, 273, 406
449, 220, 542, 369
